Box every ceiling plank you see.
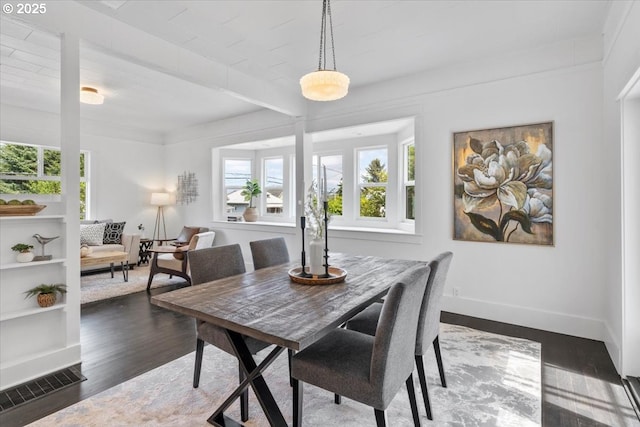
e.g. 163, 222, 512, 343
10, 1, 305, 117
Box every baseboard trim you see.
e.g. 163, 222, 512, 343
0, 345, 81, 391
604, 322, 622, 374
442, 295, 607, 342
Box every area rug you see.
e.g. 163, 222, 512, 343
81, 265, 186, 305
27, 324, 541, 426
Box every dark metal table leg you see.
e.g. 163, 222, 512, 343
110, 262, 115, 278
207, 330, 287, 427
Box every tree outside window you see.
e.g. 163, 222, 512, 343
358, 148, 388, 218
313, 154, 343, 215
0, 142, 89, 219
404, 143, 415, 220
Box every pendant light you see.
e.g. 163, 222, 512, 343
300, 0, 350, 101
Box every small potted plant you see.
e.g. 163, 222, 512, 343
24, 283, 67, 308
241, 179, 262, 222
11, 243, 34, 263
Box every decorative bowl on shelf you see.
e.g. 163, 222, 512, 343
0, 204, 47, 216
288, 266, 347, 285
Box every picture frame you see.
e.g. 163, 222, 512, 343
453, 122, 553, 246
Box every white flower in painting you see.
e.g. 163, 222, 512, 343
523, 189, 553, 223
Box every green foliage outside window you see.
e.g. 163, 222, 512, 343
0, 142, 88, 219
327, 179, 343, 215
360, 158, 388, 218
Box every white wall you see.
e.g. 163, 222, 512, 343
602, 1, 640, 374
0, 104, 166, 235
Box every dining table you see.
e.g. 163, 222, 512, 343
151, 252, 425, 427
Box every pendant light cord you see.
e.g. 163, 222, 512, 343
317, 0, 337, 72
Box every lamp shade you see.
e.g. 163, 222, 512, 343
150, 192, 171, 206
80, 87, 104, 105
300, 70, 350, 101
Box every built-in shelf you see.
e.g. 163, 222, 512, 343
0, 215, 65, 221
0, 303, 66, 322
0, 258, 66, 270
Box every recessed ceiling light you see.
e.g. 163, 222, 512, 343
80, 87, 104, 105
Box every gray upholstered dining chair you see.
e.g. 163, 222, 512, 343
291, 264, 431, 427
249, 237, 295, 385
249, 237, 290, 270
345, 251, 454, 420
189, 244, 271, 422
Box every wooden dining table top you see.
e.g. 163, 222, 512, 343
151, 253, 425, 351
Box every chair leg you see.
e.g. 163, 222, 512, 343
415, 355, 432, 420
193, 338, 204, 388
374, 408, 387, 427
406, 373, 421, 427
292, 378, 303, 427
334, 393, 341, 404
146, 272, 155, 291
433, 335, 447, 388
239, 364, 249, 422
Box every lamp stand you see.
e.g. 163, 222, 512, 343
152, 206, 167, 243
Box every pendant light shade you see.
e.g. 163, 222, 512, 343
300, 70, 350, 102
300, 0, 349, 101
80, 87, 104, 105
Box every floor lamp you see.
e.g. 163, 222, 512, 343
150, 192, 170, 243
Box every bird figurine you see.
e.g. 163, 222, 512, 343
33, 234, 59, 259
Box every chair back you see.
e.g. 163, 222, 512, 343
188, 231, 216, 251
189, 244, 245, 286
370, 264, 430, 400
250, 237, 290, 270
415, 252, 453, 355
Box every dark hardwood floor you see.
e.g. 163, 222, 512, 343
1, 285, 638, 426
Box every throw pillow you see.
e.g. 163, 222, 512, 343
175, 226, 200, 245
103, 222, 126, 244
172, 226, 200, 260
80, 223, 106, 246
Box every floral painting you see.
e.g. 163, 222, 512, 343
453, 122, 553, 245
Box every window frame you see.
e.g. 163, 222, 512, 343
262, 155, 285, 217
222, 157, 253, 217
356, 145, 389, 221
402, 140, 416, 222
0, 140, 90, 219
312, 152, 344, 218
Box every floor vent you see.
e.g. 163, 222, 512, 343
0, 367, 86, 413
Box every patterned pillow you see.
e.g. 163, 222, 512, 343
80, 223, 106, 246
103, 222, 126, 244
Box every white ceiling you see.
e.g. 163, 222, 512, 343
0, 0, 611, 138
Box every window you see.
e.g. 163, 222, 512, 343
404, 142, 415, 220
312, 154, 343, 215
0, 141, 89, 219
358, 147, 388, 218
264, 157, 284, 214
214, 118, 414, 233
223, 159, 252, 215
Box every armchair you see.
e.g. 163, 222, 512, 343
146, 228, 215, 291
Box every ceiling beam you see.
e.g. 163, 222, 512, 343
11, 1, 305, 117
